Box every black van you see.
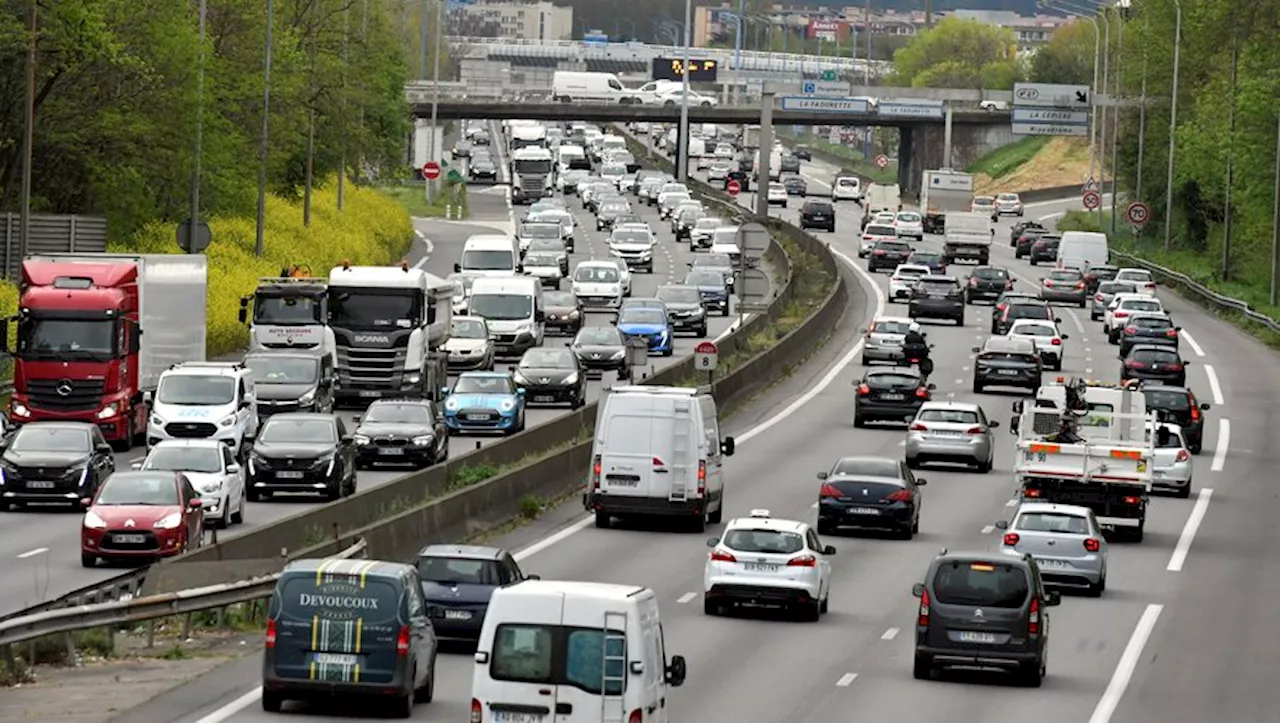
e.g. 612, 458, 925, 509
263, 558, 438, 717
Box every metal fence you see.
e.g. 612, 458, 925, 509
0, 213, 108, 281
1110, 251, 1280, 334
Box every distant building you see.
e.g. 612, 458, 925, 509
449, 0, 573, 41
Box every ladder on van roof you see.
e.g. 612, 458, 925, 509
600, 610, 629, 723
668, 397, 693, 503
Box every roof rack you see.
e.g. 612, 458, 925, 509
171, 361, 245, 371
606, 385, 701, 396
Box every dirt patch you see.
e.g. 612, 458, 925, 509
974, 137, 1091, 195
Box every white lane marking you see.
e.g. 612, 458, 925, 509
1166, 488, 1214, 572
1005, 498, 1018, 507
980, 525, 995, 534
1088, 604, 1164, 723
811, 501, 820, 509
835, 672, 858, 687
1211, 419, 1230, 472
193, 687, 264, 723
676, 592, 697, 604
17, 547, 48, 559
1065, 309, 1085, 334
1204, 364, 1225, 405
881, 627, 899, 641
1085, 368, 1093, 375
1180, 329, 1205, 357
411, 229, 435, 268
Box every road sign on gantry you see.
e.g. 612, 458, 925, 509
1126, 201, 1150, 228
694, 341, 719, 372
422, 161, 441, 180
1082, 190, 1102, 210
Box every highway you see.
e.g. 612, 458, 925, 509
96, 130, 1273, 723
0, 120, 759, 619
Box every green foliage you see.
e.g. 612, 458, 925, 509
966, 137, 1050, 179
774, 129, 898, 185
891, 18, 1023, 90
1029, 19, 1096, 86
378, 181, 470, 219
449, 463, 500, 489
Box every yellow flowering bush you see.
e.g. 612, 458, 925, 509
119, 177, 413, 356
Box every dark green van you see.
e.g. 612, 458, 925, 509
262, 558, 438, 717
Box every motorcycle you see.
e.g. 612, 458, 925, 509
899, 343, 936, 378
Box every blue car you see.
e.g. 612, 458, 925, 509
684, 270, 731, 317
415, 543, 538, 642
616, 306, 674, 357
442, 371, 526, 435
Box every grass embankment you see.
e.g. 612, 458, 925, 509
967, 136, 1050, 179
773, 128, 899, 185
971, 137, 1090, 196
377, 181, 469, 219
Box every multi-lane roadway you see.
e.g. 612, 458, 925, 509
97, 128, 1275, 723
0, 120, 760, 619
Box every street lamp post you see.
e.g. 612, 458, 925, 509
188, 0, 207, 250
18, 0, 37, 260
254, 0, 275, 257
1050, 2, 1102, 202
1163, 0, 1181, 251
734, 0, 745, 68
676, 0, 692, 183
427, 0, 443, 201
1108, 8, 1123, 234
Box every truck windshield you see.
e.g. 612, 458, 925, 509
17, 318, 115, 359
462, 250, 514, 271
244, 356, 319, 384
514, 159, 553, 175
253, 294, 322, 325
470, 294, 532, 321
158, 376, 235, 405
328, 289, 422, 330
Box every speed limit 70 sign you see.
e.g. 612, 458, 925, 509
1126, 201, 1150, 228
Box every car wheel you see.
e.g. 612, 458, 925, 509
975, 456, 992, 474
1085, 576, 1106, 597
703, 597, 720, 616
905, 456, 921, 470
913, 654, 935, 681
392, 689, 414, 718
797, 598, 821, 622
1019, 658, 1045, 688
972, 381, 984, 394
414, 656, 436, 703
1175, 482, 1192, 499
81, 553, 96, 568
853, 413, 865, 428
261, 692, 284, 713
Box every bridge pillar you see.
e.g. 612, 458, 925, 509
898, 130, 915, 197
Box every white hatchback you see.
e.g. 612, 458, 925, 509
135, 439, 246, 528
766, 182, 788, 206
703, 509, 835, 621
895, 211, 924, 240
1007, 318, 1068, 371
1114, 268, 1157, 296
889, 264, 932, 301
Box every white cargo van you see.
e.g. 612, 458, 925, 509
1057, 231, 1110, 272
468, 276, 544, 357
456, 235, 520, 278
584, 386, 734, 531
551, 71, 641, 104
471, 580, 687, 723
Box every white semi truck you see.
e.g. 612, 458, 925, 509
920, 169, 975, 234
510, 146, 556, 205
238, 266, 336, 365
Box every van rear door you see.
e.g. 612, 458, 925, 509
482, 590, 565, 721
599, 404, 670, 500
556, 596, 631, 723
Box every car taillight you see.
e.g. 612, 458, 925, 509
909, 422, 927, 431
1096, 293, 1104, 301
1003, 532, 1020, 546
1166, 363, 1183, 371
886, 489, 912, 502
1125, 326, 1138, 334
1024, 488, 1042, 497
1051, 338, 1061, 346
1028, 596, 1040, 636
710, 549, 737, 562
1084, 538, 1101, 553
820, 483, 843, 498
915, 386, 929, 398
697, 460, 706, 497
471, 699, 482, 723
1075, 282, 1085, 289
862, 236, 873, 241
1043, 279, 1053, 286
1115, 311, 1129, 318
788, 555, 818, 567
1126, 361, 1146, 368
917, 589, 930, 627
591, 455, 602, 491
1190, 406, 1201, 420
265, 618, 277, 649
857, 383, 871, 395
969, 277, 978, 286
1123, 495, 1142, 505
1005, 280, 1014, 289
397, 625, 411, 657
873, 250, 886, 256
966, 425, 985, 435
629, 710, 643, 723
1166, 329, 1178, 338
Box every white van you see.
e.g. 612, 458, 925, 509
472, 580, 688, 723
1057, 231, 1110, 272
557, 144, 589, 172
468, 276, 544, 357
551, 71, 641, 105
584, 386, 735, 531
146, 362, 258, 455
456, 234, 520, 278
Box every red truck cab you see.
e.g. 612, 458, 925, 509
5, 260, 146, 449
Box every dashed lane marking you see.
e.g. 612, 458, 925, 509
1005, 498, 1018, 507
1204, 364, 1225, 405
1088, 604, 1164, 723
835, 673, 858, 687
1211, 419, 1230, 472
981, 525, 995, 534
17, 547, 48, 559
676, 592, 697, 604
881, 627, 899, 640
1180, 329, 1205, 357
1167, 488, 1214, 572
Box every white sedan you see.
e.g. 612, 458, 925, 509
1114, 268, 1157, 296
889, 264, 932, 301
656, 89, 718, 106
1007, 318, 1068, 371
766, 182, 788, 206
703, 509, 835, 621
135, 439, 245, 528
894, 211, 924, 240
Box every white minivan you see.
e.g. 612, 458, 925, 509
456, 234, 520, 278
1057, 231, 1109, 272
551, 71, 642, 104
471, 580, 687, 723
468, 276, 544, 357
146, 362, 258, 456
584, 386, 734, 531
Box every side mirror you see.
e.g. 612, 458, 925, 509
1010, 417, 1020, 435
1046, 590, 1062, 607
1054, 317, 1062, 323
227, 463, 241, 473
526, 574, 541, 580
143, 391, 154, 405
971, 346, 981, 353
1012, 400, 1024, 413
239, 399, 251, 410
535, 310, 546, 322
1061, 334, 1069, 339
988, 420, 1000, 429
440, 386, 452, 396
995, 519, 1008, 530
96, 443, 113, 454
706, 537, 719, 547
822, 545, 837, 555
911, 582, 925, 598
80, 497, 92, 508
341, 435, 354, 444
516, 388, 526, 395
1182, 360, 1192, 365
453, 263, 461, 273
1200, 403, 1211, 410
816, 471, 828, 480
188, 498, 203, 509
721, 436, 735, 456
238, 307, 248, 324
926, 383, 937, 390
665, 655, 687, 687
1174, 326, 1182, 331
507, 365, 516, 373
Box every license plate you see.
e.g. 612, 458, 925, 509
358, 390, 380, 398
445, 610, 472, 620
1038, 559, 1069, 568
958, 631, 997, 644
493, 714, 543, 723
998, 369, 1019, 376
848, 507, 880, 515
379, 448, 405, 456
743, 563, 779, 572
114, 534, 146, 544
466, 414, 491, 421
533, 395, 555, 403
25, 480, 54, 489
277, 471, 304, 479
881, 393, 904, 401
1153, 470, 1166, 478
931, 431, 963, 438
314, 653, 358, 666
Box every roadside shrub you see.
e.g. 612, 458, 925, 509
120, 176, 413, 356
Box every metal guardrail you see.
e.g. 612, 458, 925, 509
0, 538, 367, 649
0, 569, 149, 625
1109, 251, 1280, 334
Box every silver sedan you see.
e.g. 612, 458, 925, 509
997, 501, 1108, 596
1038, 269, 1088, 306
904, 401, 999, 472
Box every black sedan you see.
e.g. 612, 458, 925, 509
512, 348, 587, 408
469, 158, 498, 182
415, 544, 538, 642
246, 413, 356, 502
783, 175, 808, 196
907, 251, 946, 275
0, 422, 115, 510
779, 154, 802, 173
868, 240, 913, 272
853, 368, 934, 427
1009, 220, 1044, 244
1028, 236, 1061, 265
570, 326, 630, 378
656, 284, 709, 336
1014, 228, 1047, 258
1142, 385, 1210, 454
800, 200, 835, 232
816, 456, 925, 540
1121, 344, 1188, 386
965, 266, 1014, 304
543, 290, 584, 335
792, 145, 813, 161
354, 399, 449, 469
1118, 313, 1180, 356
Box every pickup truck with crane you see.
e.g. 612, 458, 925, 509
238, 264, 336, 364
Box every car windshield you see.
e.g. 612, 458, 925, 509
575, 266, 618, 283
14, 318, 117, 358
521, 349, 574, 368
912, 253, 941, 262
932, 560, 1029, 608
974, 268, 1008, 279
244, 356, 319, 384
452, 318, 488, 338
1131, 348, 1179, 363
896, 213, 921, 222
576, 327, 621, 345
1090, 267, 1119, 279
917, 280, 957, 292
453, 375, 515, 395
10, 426, 90, 453
417, 556, 504, 585
612, 230, 651, 244
364, 403, 433, 424
866, 225, 897, 236
1117, 270, 1152, 283
1049, 271, 1081, 281
686, 271, 724, 286
1123, 300, 1163, 313
259, 418, 337, 444
528, 239, 564, 253
894, 267, 928, 279
620, 309, 666, 325
524, 253, 561, 267
973, 197, 995, 206
831, 457, 900, 476
656, 286, 700, 303
919, 409, 980, 424
462, 249, 515, 271
96, 474, 179, 506
998, 194, 1019, 201
544, 291, 576, 307
1012, 323, 1056, 337
866, 373, 920, 387
1015, 512, 1089, 534
520, 224, 561, 239
1144, 390, 1190, 410
722, 529, 804, 554
1009, 304, 1052, 319
870, 320, 911, 334
157, 375, 235, 405
144, 446, 223, 474
1132, 316, 1172, 329
471, 294, 533, 321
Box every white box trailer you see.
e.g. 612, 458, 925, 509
921, 169, 974, 234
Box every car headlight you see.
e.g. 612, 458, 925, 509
690, 307, 705, 318
154, 512, 182, 530
412, 435, 433, 446
444, 398, 459, 411
313, 452, 336, 467
568, 310, 581, 319
297, 389, 317, 405
11, 403, 30, 418
513, 371, 529, 385
201, 480, 223, 494
96, 403, 118, 420
353, 434, 371, 445
499, 399, 516, 412
218, 414, 236, 428
84, 510, 107, 529
150, 414, 165, 427
611, 350, 626, 360
564, 373, 579, 385
609, 285, 621, 295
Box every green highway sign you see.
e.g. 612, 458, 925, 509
821, 70, 837, 81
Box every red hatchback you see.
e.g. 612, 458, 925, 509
81, 470, 204, 567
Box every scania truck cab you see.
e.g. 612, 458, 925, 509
510, 146, 556, 205
238, 266, 336, 364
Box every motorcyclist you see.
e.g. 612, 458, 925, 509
902, 326, 933, 377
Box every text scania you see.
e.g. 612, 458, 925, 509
299, 593, 380, 609
354, 335, 390, 344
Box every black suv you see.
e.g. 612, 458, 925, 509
799, 200, 835, 232
909, 277, 965, 325
1142, 384, 1210, 453
972, 336, 1042, 394
868, 240, 913, 272
1028, 235, 1061, 265
912, 550, 1059, 686
964, 266, 1013, 304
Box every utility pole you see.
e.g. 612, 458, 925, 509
864, 0, 872, 86
676, 0, 692, 183
18, 0, 37, 262
428, 0, 443, 200
338, 3, 349, 210
254, 0, 276, 256
1270, 113, 1279, 307
1163, 0, 1182, 251
1097, 14, 1109, 226
187, 0, 208, 253
419, 0, 428, 79
1108, 14, 1122, 235
1221, 31, 1238, 281
1135, 22, 1147, 203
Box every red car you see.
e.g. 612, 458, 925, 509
81, 470, 204, 567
